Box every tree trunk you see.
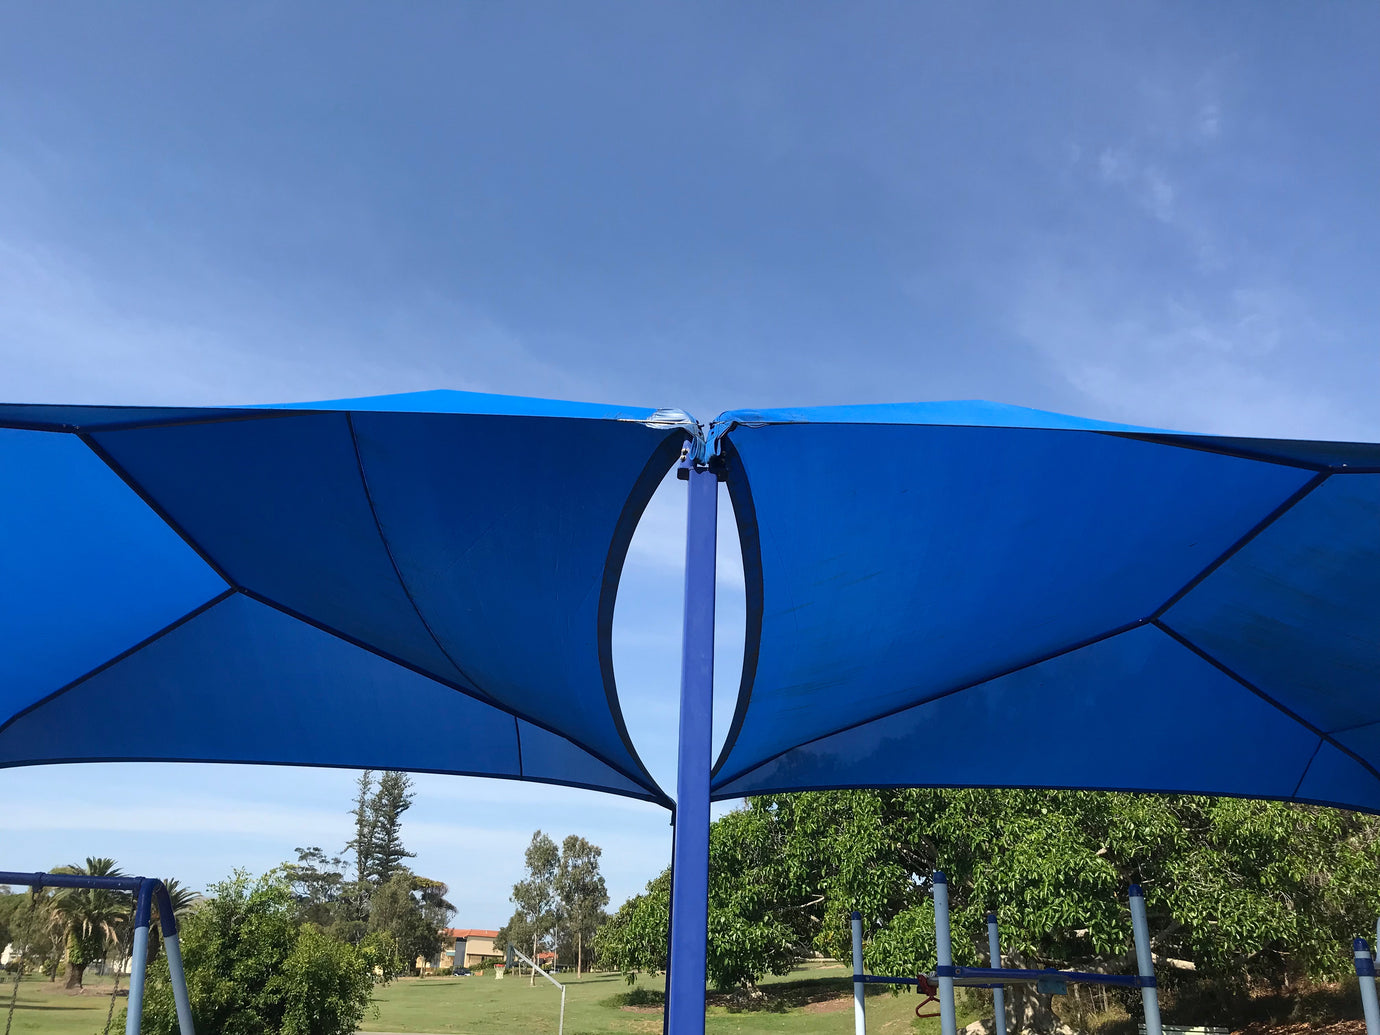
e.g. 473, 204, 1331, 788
65, 961, 84, 989
577, 930, 582, 976
531, 936, 538, 986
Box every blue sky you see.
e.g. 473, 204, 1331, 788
2, 3, 1378, 925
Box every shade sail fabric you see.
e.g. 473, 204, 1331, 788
709, 402, 1380, 813
0, 391, 690, 804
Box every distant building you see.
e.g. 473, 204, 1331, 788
427, 928, 502, 971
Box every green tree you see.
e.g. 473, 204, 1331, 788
498, 831, 560, 983
131, 870, 373, 1035
596, 790, 1380, 999
367, 870, 445, 972
49, 857, 131, 989
366, 772, 416, 884
593, 870, 669, 982
555, 835, 609, 975
592, 809, 800, 990
282, 847, 348, 930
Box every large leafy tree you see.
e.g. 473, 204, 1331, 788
498, 831, 560, 983
555, 835, 609, 975
597, 790, 1380, 999
367, 870, 449, 968
49, 857, 131, 989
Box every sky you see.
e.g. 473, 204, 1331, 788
2, 3, 1378, 926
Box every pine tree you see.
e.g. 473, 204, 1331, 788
366, 771, 416, 884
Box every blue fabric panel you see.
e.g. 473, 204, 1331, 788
90, 412, 466, 683
516, 720, 646, 796
715, 423, 1313, 782
0, 594, 659, 800
1294, 741, 1380, 812
351, 411, 674, 768
1163, 474, 1380, 734
712, 626, 1321, 801
0, 405, 253, 432
0, 429, 226, 721
714, 401, 1160, 433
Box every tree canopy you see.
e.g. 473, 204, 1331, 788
596, 789, 1380, 994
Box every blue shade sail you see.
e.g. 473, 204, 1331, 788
710, 403, 1380, 812
0, 392, 687, 804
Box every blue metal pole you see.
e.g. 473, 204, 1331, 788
852, 910, 867, 1035
987, 914, 1007, 1035
1356, 939, 1380, 1035
665, 458, 718, 1035
934, 872, 957, 1035
125, 879, 156, 1035
1128, 885, 1161, 1035
154, 883, 196, 1035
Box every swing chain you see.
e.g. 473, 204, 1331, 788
101, 883, 140, 1035
3, 885, 43, 1035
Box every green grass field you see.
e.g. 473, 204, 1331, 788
1, 964, 968, 1034
360, 964, 968, 1034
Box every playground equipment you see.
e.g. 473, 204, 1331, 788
1352, 921, 1380, 1035
0, 871, 194, 1035
851, 871, 1162, 1035
505, 943, 566, 1035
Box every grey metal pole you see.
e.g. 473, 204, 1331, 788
154, 882, 195, 1035
162, 932, 195, 1035
987, 914, 1007, 1035
934, 872, 957, 1035
852, 910, 866, 1035
125, 880, 156, 1035
1128, 885, 1162, 1035
1355, 939, 1379, 1035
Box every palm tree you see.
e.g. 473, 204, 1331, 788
48, 858, 131, 989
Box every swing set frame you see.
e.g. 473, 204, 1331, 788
0, 871, 195, 1035
851, 871, 1163, 1035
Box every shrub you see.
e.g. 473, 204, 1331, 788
130, 871, 374, 1035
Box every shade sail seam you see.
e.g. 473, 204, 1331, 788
1325, 717, 1380, 736
237, 586, 669, 802
1152, 472, 1329, 619
1153, 619, 1380, 786
0, 588, 237, 740
711, 619, 1148, 790
709, 438, 766, 780
0, 755, 664, 804
594, 432, 690, 799
1101, 433, 1331, 472
0, 411, 319, 434
79, 431, 241, 588
1291, 739, 1325, 799
342, 412, 496, 702
514, 716, 524, 778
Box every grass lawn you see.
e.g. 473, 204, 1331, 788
363, 963, 976, 1034
1, 964, 976, 1034
0, 973, 128, 1035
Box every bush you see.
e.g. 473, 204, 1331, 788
129, 871, 374, 1035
